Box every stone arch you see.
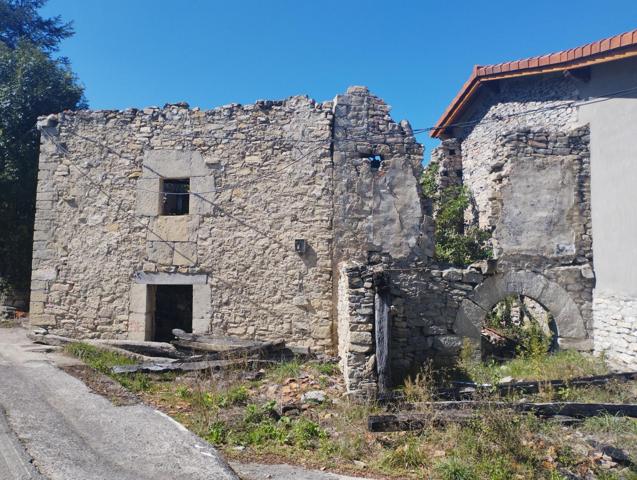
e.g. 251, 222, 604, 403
454, 271, 587, 348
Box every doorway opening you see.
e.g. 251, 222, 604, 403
482, 294, 557, 361
153, 284, 193, 342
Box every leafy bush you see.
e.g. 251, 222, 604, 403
205, 421, 227, 445
421, 164, 492, 266
380, 435, 429, 470
421, 162, 439, 202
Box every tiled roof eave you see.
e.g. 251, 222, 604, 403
431, 29, 637, 138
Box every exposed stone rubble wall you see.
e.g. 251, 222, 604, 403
386, 264, 483, 380
32, 97, 336, 346
451, 74, 580, 228
336, 262, 377, 395
336, 260, 486, 391
440, 76, 595, 351
594, 293, 637, 367
486, 126, 595, 338
31, 87, 429, 359
0, 283, 28, 313
427, 139, 463, 194
331, 86, 426, 265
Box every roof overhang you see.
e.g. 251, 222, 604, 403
431, 29, 637, 138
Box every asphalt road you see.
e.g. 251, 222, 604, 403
0, 405, 44, 480
0, 328, 238, 480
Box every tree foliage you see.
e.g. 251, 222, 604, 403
0, 0, 73, 51
421, 164, 492, 267
0, 0, 84, 298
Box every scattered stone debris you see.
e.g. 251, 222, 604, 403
301, 390, 327, 404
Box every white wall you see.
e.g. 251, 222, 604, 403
578, 56, 637, 367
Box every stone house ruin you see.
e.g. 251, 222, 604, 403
29, 29, 637, 396
430, 28, 637, 370
31, 86, 428, 394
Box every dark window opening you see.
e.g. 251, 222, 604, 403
162, 178, 190, 215
448, 149, 456, 155
368, 155, 383, 171
153, 285, 192, 342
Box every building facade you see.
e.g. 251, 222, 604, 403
30, 87, 426, 389
431, 29, 637, 368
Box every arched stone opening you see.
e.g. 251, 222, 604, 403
454, 271, 588, 354
482, 294, 557, 360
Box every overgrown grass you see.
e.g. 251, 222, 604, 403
65, 340, 637, 479
458, 342, 608, 384
268, 359, 302, 382
582, 413, 637, 435
64, 342, 153, 392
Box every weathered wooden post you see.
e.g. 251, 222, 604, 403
375, 285, 391, 394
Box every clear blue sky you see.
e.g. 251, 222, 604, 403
43, 0, 637, 157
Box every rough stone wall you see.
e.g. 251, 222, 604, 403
454, 74, 580, 228
428, 139, 463, 194
337, 257, 486, 388
386, 264, 483, 380
331, 87, 426, 265
336, 262, 377, 395
31, 87, 430, 359
0, 284, 28, 311
442, 73, 595, 347
594, 293, 637, 368
31, 97, 336, 348
480, 126, 595, 338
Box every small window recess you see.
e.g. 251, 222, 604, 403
448, 149, 456, 156
161, 178, 190, 215
367, 154, 383, 171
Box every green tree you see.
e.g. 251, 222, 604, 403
421, 164, 492, 266
0, 0, 84, 302
0, 0, 73, 51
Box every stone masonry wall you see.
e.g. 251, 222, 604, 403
336, 262, 377, 395
32, 97, 336, 348
594, 293, 637, 368
331, 87, 426, 266
386, 264, 483, 381
31, 87, 429, 358
452, 74, 581, 229
488, 126, 595, 339
337, 257, 486, 389
446, 73, 595, 347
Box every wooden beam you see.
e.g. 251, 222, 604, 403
368, 402, 637, 432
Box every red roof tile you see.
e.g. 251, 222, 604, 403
432, 28, 637, 137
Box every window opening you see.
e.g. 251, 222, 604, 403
368, 155, 383, 171
162, 178, 190, 215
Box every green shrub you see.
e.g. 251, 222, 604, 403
269, 360, 301, 382
315, 363, 339, 376
211, 385, 249, 408
582, 414, 637, 435
176, 385, 192, 399
290, 418, 327, 447
421, 162, 439, 201
419, 164, 492, 267
205, 421, 228, 445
